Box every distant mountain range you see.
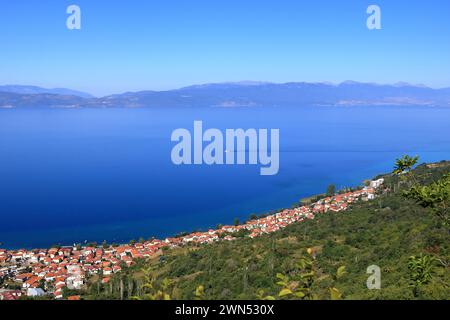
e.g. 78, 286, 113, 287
1, 82, 450, 108
0, 85, 94, 99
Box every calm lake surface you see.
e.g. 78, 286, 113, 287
1, 106, 450, 249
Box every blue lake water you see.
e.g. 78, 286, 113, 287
1, 106, 450, 249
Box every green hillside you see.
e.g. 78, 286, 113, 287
83, 161, 450, 300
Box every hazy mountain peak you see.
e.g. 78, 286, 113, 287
393, 82, 429, 88
228, 81, 271, 86
0, 85, 94, 98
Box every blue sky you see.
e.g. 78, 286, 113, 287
1, 0, 450, 96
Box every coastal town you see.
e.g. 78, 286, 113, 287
0, 179, 384, 300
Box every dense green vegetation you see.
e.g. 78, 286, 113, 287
84, 160, 449, 300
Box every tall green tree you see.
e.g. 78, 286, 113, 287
326, 184, 336, 197
393, 155, 420, 187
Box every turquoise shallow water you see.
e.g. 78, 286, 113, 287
1, 105, 450, 249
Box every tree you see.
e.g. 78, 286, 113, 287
233, 218, 240, 226
393, 155, 419, 175
408, 254, 435, 297
274, 249, 317, 300
38, 279, 46, 290
404, 173, 450, 226
270, 249, 346, 300
328, 266, 346, 300
133, 268, 172, 300
326, 184, 336, 197
393, 155, 419, 187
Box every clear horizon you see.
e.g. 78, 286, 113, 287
2, 0, 450, 96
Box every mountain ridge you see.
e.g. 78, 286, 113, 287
1, 81, 450, 108
0, 85, 94, 99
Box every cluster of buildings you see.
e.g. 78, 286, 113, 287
0, 242, 167, 300
0, 179, 383, 300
